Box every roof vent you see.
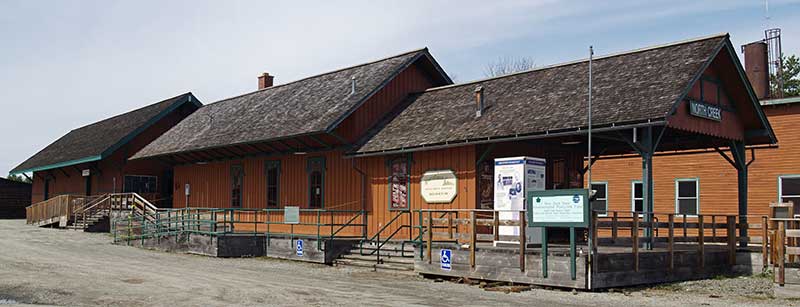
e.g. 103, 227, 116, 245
351, 77, 356, 94
475, 86, 485, 118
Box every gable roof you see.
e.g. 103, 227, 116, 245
10, 93, 201, 174
131, 48, 451, 160
353, 34, 773, 156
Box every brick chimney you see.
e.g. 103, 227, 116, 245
742, 42, 769, 99
258, 72, 274, 90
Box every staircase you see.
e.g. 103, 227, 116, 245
334, 240, 417, 273
66, 209, 109, 231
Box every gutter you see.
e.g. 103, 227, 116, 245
347, 120, 668, 158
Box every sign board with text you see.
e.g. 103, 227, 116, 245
284, 206, 300, 224
688, 100, 722, 122
527, 189, 589, 228
420, 169, 458, 203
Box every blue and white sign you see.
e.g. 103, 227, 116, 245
440, 249, 452, 271
296, 239, 304, 256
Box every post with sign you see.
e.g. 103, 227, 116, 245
527, 189, 589, 281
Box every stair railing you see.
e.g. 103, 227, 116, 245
71, 194, 112, 229
359, 210, 419, 262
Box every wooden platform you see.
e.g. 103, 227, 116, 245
416, 242, 762, 290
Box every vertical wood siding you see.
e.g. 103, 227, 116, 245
590, 103, 799, 219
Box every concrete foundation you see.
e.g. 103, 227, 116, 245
415, 243, 767, 290
116, 232, 354, 264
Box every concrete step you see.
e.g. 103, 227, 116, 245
339, 253, 415, 264
333, 258, 415, 273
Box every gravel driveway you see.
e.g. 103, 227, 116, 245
0, 220, 793, 306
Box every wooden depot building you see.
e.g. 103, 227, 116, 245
11, 93, 202, 207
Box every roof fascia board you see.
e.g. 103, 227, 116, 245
721, 41, 777, 144
348, 120, 667, 158
666, 35, 728, 118
101, 94, 198, 159
9, 155, 102, 175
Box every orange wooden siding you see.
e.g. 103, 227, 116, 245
590, 103, 800, 218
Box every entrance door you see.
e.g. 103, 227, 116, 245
85, 175, 92, 196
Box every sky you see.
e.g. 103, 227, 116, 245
1, 0, 799, 175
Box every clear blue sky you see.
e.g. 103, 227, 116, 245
1, 0, 799, 175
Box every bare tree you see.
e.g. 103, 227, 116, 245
483, 56, 535, 78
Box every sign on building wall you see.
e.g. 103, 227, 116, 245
527, 189, 589, 228
688, 100, 722, 121
284, 206, 300, 224
420, 169, 457, 203
81, 169, 90, 177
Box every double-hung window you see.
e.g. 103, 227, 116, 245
265, 161, 280, 208
631, 181, 643, 213
308, 157, 325, 209
779, 175, 800, 216
591, 182, 608, 216
675, 178, 699, 216
231, 165, 244, 208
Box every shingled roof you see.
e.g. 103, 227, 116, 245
10, 93, 200, 174
354, 34, 745, 155
131, 48, 451, 160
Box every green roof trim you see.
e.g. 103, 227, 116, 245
9, 155, 102, 175
101, 94, 200, 158
761, 96, 800, 106
10, 93, 201, 175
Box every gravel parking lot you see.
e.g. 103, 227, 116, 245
0, 219, 794, 306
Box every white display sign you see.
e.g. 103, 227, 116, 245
81, 169, 91, 177
494, 156, 546, 244
530, 194, 586, 224
420, 170, 457, 203
284, 206, 300, 224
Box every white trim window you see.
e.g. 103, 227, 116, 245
591, 182, 608, 216
779, 175, 800, 216
631, 181, 643, 214
675, 178, 699, 216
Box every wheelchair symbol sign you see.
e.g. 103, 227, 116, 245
440, 249, 452, 271
296, 239, 304, 256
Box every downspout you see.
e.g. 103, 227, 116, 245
352, 157, 368, 239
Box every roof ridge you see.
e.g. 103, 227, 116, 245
70, 92, 192, 132
423, 33, 730, 93
203, 47, 430, 107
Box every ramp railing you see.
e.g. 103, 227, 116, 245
111, 207, 367, 250
26, 194, 96, 226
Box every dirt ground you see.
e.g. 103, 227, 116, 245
0, 219, 796, 307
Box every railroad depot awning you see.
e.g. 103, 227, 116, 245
351, 33, 776, 157
10, 93, 201, 175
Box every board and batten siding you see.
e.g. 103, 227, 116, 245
589, 102, 799, 219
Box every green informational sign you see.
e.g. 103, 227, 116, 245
284, 206, 300, 224
527, 189, 590, 228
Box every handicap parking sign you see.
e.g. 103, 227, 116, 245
296, 239, 304, 256
440, 249, 452, 271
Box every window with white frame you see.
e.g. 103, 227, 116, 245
631, 181, 643, 213
779, 175, 800, 216
591, 182, 608, 216
675, 178, 699, 216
